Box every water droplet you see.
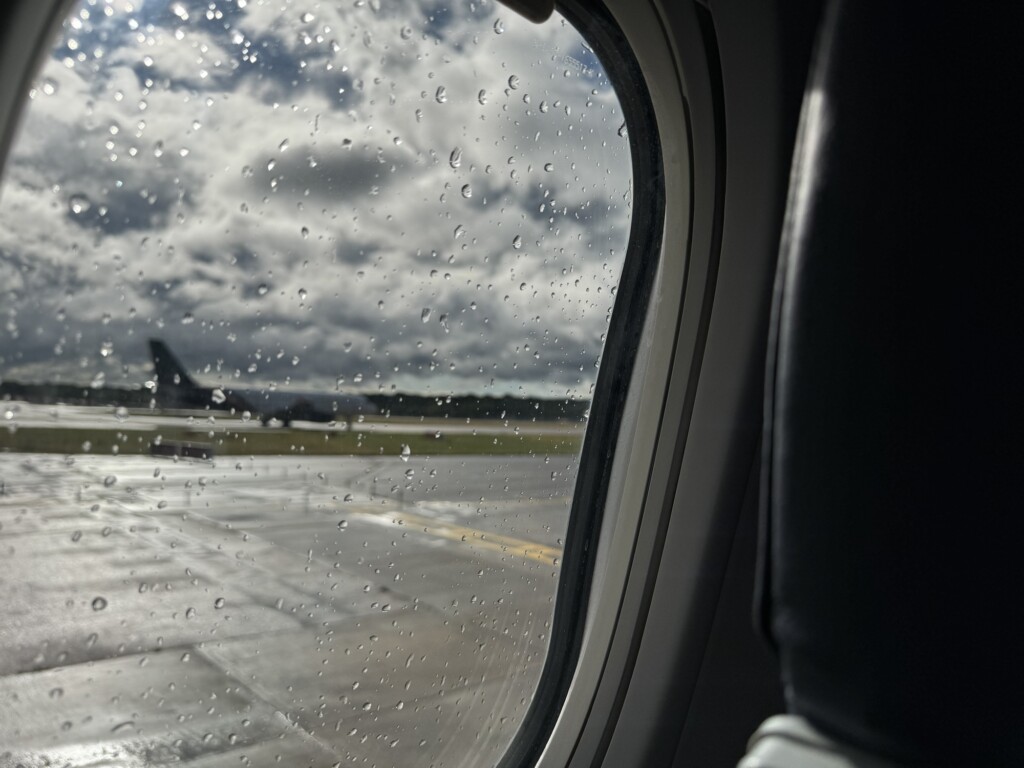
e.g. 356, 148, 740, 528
100, 341, 114, 358
539, 100, 549, 113
298, 287, 308, 301
618, 121, 628, 138
257, 283, 269, 296
211, 388, 226, 405
185, 607, 197, 619
301, 226, 309, 239
400, 26, 413, 40
278, 138, 290, 152
461, 184, 472, 199
40, 78, 59, 96
493, 18, 504, 34
400, 444, 411, 462
449, 147, 462, 169
338, 520, 349, 530
181, 312, 194, 325
301, 11, 315, 23
91, 596, 108, 611
544, 162, 554, 172
435, 86, 447, 103
508, 75, 519, 90
103, 475, 117, 487
214, 597, 225, 609
477, 89, 487, 105
512, 235, 522, 249
420, 307, 432, 323
68, 195, 91, 216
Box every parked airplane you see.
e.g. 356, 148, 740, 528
148, 339, 377, 427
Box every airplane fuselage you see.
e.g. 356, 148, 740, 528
149, 339, 376, 426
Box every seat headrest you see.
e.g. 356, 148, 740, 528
760, 2, 1024, 765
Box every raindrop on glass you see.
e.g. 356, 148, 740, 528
68, 195, 91, 216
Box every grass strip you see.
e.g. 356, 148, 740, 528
0, 426, 582, 458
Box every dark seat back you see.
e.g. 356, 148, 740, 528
760, 2, 1024, 765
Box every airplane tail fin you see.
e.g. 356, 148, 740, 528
149, 339, 199, 389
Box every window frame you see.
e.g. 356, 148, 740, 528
496, 0, 666, 764
518, 1, 734, 767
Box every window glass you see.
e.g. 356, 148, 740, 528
0, 0, 632, 764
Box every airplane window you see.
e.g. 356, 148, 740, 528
0, 0, 634, 764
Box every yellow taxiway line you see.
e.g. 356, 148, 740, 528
354, 507, 563, 567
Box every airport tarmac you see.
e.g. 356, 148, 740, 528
0, 450, 579, 766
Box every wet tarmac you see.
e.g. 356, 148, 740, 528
0, 451, 576, 767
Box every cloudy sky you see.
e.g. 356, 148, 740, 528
0, 0, 632, 400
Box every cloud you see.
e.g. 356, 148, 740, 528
0, 0, 633, 399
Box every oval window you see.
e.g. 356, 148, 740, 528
0, 0, 634, 764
